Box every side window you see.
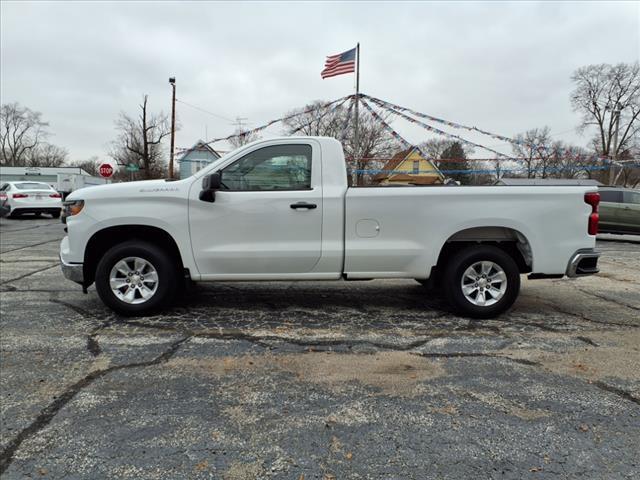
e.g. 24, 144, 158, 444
624, 191, 640, 205
599, 190, 623, 203
221, 144, 312, 191
412, 160, 419, 174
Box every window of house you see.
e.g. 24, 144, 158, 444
413, 160, 420, 174
221, 144, 312, 191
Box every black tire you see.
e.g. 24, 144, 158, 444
95, 240, 177, 316
443, 245, 520, 319
51, 211, 61, 219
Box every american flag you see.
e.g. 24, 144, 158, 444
321, 47, 356, 79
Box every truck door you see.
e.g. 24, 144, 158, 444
621, 190, 640, 233
189, 142, 323, 276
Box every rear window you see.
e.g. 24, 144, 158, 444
13, 182, 53, 190
599, 190, 623, 203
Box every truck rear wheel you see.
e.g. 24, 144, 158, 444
95, 240, 177, 316
443, 245, 520, 319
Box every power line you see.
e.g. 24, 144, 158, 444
175, 98, 235, 122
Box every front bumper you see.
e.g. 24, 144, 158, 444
566, 248, 600, 277
60, 254, 84, 284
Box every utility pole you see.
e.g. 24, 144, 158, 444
231, 117, 250, 146
353, 43, 360, 185
232, 117, 249, 132
608, 103, 621, 186
169, 77, 176, 179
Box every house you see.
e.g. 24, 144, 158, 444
372, 147, 444, 185
178, 140, 221, 179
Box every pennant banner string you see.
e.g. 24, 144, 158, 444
339, 97, 356, 143
289, 96, 352, 135
360, 99, 418, 152
361, 94, 612, 163
361, 94, 529, 147
368, 97, 517, 160
203, 95, 353, 147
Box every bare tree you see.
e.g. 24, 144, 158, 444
26, 143, 68, 167
511, 127, 560, 178
68, 156, 100, 176
228, 128, 260, 149
0, 103, 50, 166
615, 159, 640, 188
109, 95, 171, 179
420, 139, 475, 164
571, 63, 640, 159
282, 100, 401, 185
549, 143, 594, 179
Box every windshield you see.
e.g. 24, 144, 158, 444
14, 182, 53, 190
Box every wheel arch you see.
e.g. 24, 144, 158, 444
83, 225, 186, 287
434, 226, 533, 276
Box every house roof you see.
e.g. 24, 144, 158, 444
373, 146, 443, 182
178, 140, 221, 161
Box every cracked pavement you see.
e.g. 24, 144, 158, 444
1, 216, 639, 479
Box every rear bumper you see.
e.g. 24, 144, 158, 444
11, 207, 60, 215
566, 248, 600, 277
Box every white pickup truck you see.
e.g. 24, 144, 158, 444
60, 137, 601, 318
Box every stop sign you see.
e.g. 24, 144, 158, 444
99, 163, 114, 178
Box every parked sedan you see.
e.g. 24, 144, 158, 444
0, 190, 9, 217
598, 187, 640, 234
0, 181, 63, 218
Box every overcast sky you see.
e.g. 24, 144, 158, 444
1, 0, 638, 162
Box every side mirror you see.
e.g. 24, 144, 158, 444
199, 172, 221, 202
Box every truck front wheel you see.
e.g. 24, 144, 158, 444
95, 240, 177, 316
443, 245, 520, 319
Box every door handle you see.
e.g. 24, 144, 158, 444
290, 202, 317, 210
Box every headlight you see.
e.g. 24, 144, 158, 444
61, 200, 84, 223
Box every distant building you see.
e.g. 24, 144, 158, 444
495, 178, 603, 186
373, 147, 444, 185
178, 141, 221, 179
0, 166, 106, 196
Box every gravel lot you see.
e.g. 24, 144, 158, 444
1, 216, 639, 479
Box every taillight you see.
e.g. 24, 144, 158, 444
50, 193, 62, 198
584, 192, 599, 235
12, 193, 28, 198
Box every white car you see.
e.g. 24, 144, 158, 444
0, 181, 63, 218
60, 137, 600, 318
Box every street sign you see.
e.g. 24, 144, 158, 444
126, 164, 140, 172
99, 163, 114, 178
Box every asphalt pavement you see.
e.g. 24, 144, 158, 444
1, 216, 639, 479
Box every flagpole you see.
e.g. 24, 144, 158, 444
354, 42, 360, 184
